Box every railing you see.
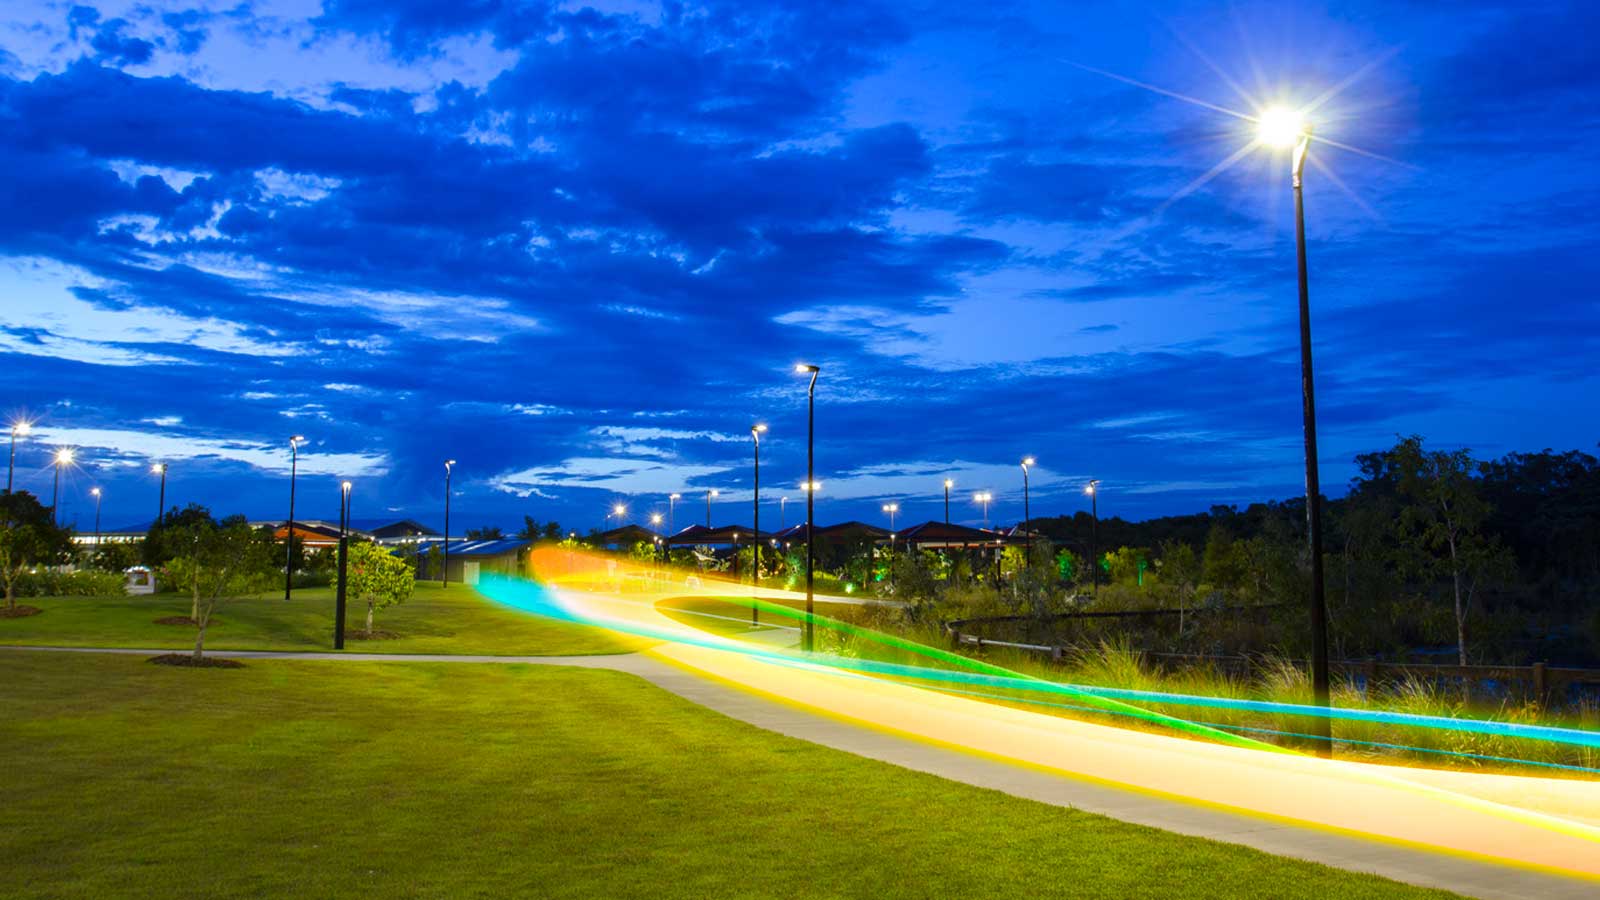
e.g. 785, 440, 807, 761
941, 623, 1600, 703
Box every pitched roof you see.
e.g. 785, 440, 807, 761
432, 539, 530, 557
895, 520, 1014, 546
662, 524, 773, 546
366, 518, 439, 539
592, 524, 664, 545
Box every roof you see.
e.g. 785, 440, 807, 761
430, 539, 531, 557
895, 520, 1015, 546
366, 518, 440, 539
771, 520, 890, 543
663, 524, 773, 546
592, 524, 664, 546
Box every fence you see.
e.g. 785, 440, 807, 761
941, 621, 1600, 705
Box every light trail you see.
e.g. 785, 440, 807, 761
479, 550, 1600, 878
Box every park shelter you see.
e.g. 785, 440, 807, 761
367, 519, 440, 545
662, 525, 772, 547
894, 520, 1016, 551
412, 539, 530, 585
592, 524, 664, 550
271, 520, 347, 550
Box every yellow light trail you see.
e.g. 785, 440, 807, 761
503, 549, 1600, 880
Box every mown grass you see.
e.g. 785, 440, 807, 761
0, 651, 1464, 900
0, 582, 643, 656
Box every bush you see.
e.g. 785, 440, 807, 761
13, 569, 127, 597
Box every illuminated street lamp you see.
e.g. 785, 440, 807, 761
6, 420, 30, 493
50, 448, 74, 525
150, 462, 167, 525
442, 459, 456, 586
668, 492, 681, 532
705, 488, 719, 527
611, 502, 628, 523
974, 491, 993, 529
335, 480, 352, 649
797, 363, 820, 652
285, 436, 305, 601
1020, 456, 1035, 540
1259, 105, 1332, 752
779, 495, 789, 530
751, 423, 767, 600
943, 478, 954, 524
881, 502, 899, 531
1085, 480, 1101, 599
650, 512, 663, 528
90, 487, 102, 548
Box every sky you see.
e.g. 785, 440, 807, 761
2, 0, 1597, 535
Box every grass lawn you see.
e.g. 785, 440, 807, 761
0, 582, 641, 656
0, 652, 1462, 899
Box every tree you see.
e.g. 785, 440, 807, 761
348, 540, 414, 637
1388, 435, 1516, 665
167, 516, 276, 660
517, 516, 540, 540
0, 491, 74, 613
541, 520, 564, 541
1159, 540, 1201, 634
465, 525, 504, 540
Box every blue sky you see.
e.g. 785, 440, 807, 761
3, 0, 1597, 534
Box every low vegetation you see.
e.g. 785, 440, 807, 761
0, 652, 1463, 900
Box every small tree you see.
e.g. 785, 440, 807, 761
1158, 540, 1201, 635
0, 491, 74, 613
1388, 435, 1515, 665
348, 540, 414, 637
169, 516, 277, 659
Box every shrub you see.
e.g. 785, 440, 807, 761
13, 569, 127, 597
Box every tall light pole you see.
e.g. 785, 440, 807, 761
943, 479, 953, 524
50, 448, 74, 525
335, 480, 351, 650
705, 488, 718, 527
442, 459, 456, 586
1259, 107, 1331, 755
780, 496, 789, 530
974, 491, 992, 529
6, 421, 29, 493
285, 436, 304, 601
882, 502, 899, 532
668, 493, 681, 532
151, 462, 167, 526
1020, 456, 1034, 539
1085, 480, 1101, 599
90, 487, 102, 549
751, 424, 766, 613
797, 363, 820, 652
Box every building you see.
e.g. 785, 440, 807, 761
411, 538, 530, 585
364, 519, 442, 546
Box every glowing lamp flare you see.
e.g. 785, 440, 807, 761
1256, 106, 1309, 148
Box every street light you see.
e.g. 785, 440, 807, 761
751, 424, 766, 605
150, 462, 168, 526
797, 363, 820, 652
1259, 106, 1332, 755
6, 421, 30, 493
705, 488, 718, 527
943, 479, 954, 524
1020, 456, 1035, 540
611, 502, 628, 522
668, 493, 681, 532
443, 459, 456, 586
881, 502, 899, 531
285, 436, 304, 601
50, 448, 75, 525
335, 480, 352, 650
974, 491, 992, 529
780, 496, 789, 530
1085, 480, 1101, 599
90, 486, 102, 548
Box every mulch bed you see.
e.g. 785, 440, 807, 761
148, 653, 245, 669
153, 616, 200, 626
343, 629, 401, 641
0, 605, 43, 618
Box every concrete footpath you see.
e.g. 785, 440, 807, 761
6, 644, 1594, 900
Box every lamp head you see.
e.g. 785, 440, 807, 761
289, 434, 305, 445
445, 458, 456, 468
709, 489, 719, 498
54, 448, 75, 465
1022, 456, 1034, 468
752, 423, 767, 434
795, 363, 819, 374
1086, 479, 1101, 495
1256, 106, 1309, 148
91, 487, 101, 497
613, 503, 626, 516
151, 462, 166, 474
11, 421, 30, 436
342, 480, 352, 493
650, 513, 662, 525
669, 492, 681, 500
944, 478, 954, 488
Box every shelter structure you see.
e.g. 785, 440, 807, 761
411, 538, 530, 585
894, 520, 1019, 551
592, 524, 663, 550
366, 519, 440, 546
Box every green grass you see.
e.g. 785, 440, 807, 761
0, 582, 641, 656
0, 651, 1462, 899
